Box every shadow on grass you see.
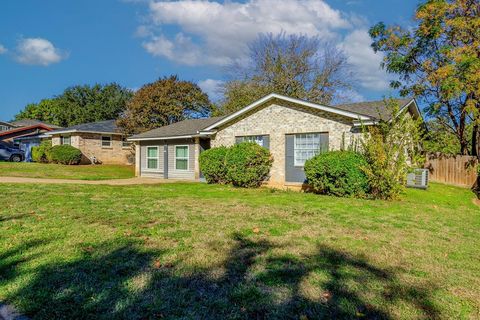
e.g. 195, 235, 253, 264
3, 235, 439, 319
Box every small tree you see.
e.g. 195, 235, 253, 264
361, 98, 424, 200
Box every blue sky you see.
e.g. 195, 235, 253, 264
0, 0, 419, 121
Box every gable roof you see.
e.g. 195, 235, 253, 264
48, 120, 122, 135
10, 119, 63, 129
0, 124, 55, 137
128, 117, 226, 141
202, 93, 373, 131
333, 98, 413, 121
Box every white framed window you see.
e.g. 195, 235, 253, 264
60, 136, 71, 145
237, 135, 266, 147
146, 146, 159, 170
101, 136, 112, 148
175, 145, 189, 171
122, 137, 131, 148
294, 133, 326, 166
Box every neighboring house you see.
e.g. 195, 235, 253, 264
0, 121, 15, 132
0, 119, 62, 161
47, 120, 133, 165
128, 93, 421, 186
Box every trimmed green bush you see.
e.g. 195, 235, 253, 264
199, 146, 229, 184
225, 142, 273, 188
48, 145, 83, 165
304, 151, 369, 197
31, 140, 52, 163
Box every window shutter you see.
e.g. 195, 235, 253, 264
263, 135, 270, 150
235, 137, 243, 144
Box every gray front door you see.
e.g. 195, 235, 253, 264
285, 133, 329, 183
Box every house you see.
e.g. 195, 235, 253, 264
128, 93, 421, 186
0, 119, 63, 161
0, 121, 15, 132
47, 120, 133, 165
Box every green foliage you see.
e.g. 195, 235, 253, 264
117, 75, 213, 134
304, 151, 369, 198
199, 147, 229, 184
48, 145, 83, 165
224, 143, 273, 188
31, 140, 52, 163
361, 98, 424, 200
15, 83, 133, 127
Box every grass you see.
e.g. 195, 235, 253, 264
0, 182, 479, 319
0, 162, 134, 180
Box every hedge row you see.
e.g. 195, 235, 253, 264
200, 142, 273, 188
32, 141, 82, 165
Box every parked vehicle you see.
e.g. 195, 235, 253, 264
0, 143, 25, 162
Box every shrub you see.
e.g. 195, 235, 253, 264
304, 151, 369, 197
225, 142, 273, 188
48, 145, 83, 165
199, 146, 229, 184
31, 140, 52, 163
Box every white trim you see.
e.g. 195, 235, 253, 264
127, 135, 196, 142
174, 145, 189, 171
101, 135, 112, 148
293, 133, 326, 167
60, 135, 71, 146
203, 93, 371, 131
146, 146, 159, 170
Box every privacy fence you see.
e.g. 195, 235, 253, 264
424, 154, 478, 188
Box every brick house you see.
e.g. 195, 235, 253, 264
128, 93, 421, 187
47, 120, 133, 165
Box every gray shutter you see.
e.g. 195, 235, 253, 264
263, 135, 270, 150
285, 134, 306, 183
235, 137, 243, 144
163, 143, 168, 179
320, 133, 329, 152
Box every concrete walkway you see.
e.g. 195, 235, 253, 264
0, 176, 171, 185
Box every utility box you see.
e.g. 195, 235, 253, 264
406, 168, 429, 189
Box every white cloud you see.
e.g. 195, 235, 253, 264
198, 79, 224, 101
0, 44, 7, 54
340, 29, 389, 91
142, 0, 350, 66
15, 38, 67, 66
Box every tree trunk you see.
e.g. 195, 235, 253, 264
472, 124, 478, 158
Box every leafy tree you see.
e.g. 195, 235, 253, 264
361, 99, 424, 200
117, 75, 213, 134
217, 33, 353, 115
423, 119, 472, 155
15, 83, 133, 127
369, 0, 480, 156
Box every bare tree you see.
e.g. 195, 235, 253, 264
217, 33, 354, 115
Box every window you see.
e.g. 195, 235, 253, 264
60, 136, 71, 145
122, 137, 131, 148
236, 135, 266, 147
101, 136, 112, 148
175, 145, 189, 170
294, 133, 326, 166
146, 147, 159, 169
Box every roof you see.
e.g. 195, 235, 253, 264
333, 98, 413, 121
10, 119, 62, 129
0, 121, 14, 127
0, 124, 55, 137
129, 117, 226, 140
48, 120, 122, 135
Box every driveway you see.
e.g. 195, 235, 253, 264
0, 177, 175, 185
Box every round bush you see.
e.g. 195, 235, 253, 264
31, 140, 52, 163
225, 142, 273, 188
48, 145, 83, 165
199, 146, 229, 184
304, 151, 369, 197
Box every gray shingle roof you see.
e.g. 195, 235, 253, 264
333, 98, 412, 121
10, 119, 63, 129
49, 120, 121, 134
129, 116, 226, 140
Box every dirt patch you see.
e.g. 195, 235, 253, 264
473, 197, 480, 207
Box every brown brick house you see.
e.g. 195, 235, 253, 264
47, 120, 133, 165
128, 93, 422, 186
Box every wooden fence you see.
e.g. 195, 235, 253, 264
424, 154, 478, 188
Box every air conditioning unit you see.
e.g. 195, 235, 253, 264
406, 168, 429, 189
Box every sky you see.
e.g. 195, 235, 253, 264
0, 0, 419, 121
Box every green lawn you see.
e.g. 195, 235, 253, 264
0, 162, 134, 180
0, 182, 478, 319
